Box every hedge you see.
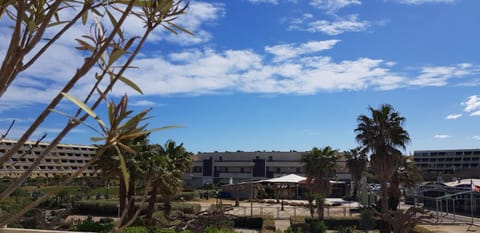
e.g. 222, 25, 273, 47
73, 200, 201, 216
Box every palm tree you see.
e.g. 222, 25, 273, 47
345, 147, 367, 201
94, 134, 150, 226
144, 140, 191, 222
301, 146, 338, 220
355, 104, 410, 213
389, 155, 423, 210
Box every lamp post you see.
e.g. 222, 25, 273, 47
277, 184, 288, 211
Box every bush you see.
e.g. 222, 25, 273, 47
309, 220, 327, 233
261, 215, 276, 233
75, 217, 114, 232
204, 227, 237, 233
359, 208, 376, 231
171, 202, 201, 214
338, 226, 359, 233
119, 226, 150, 233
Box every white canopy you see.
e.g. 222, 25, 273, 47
261, 174, 307, 183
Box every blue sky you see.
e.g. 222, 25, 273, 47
1, 0, 480, 154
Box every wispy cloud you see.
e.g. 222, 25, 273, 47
462, 95, 480, 116
390, 0, 456, 5
408, 64, 479, 87
310, 0, 362, 14
247, 0, 279, 4
289, 14, 370, 35
434, 134, 450, 139
473, 136, 480, 141
265, 40, 340, 62
445, 114, 462, 120
130, 100, 159, 107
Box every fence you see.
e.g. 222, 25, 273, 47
227, 205, 358, 220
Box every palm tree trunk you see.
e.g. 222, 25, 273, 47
164, 196, 172, 216
381, 181, 388, 213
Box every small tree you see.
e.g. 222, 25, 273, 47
302, 146, 337, 220
345, 147, 367, 201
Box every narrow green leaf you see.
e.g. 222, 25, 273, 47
74, 38, 95, 51
115, 146, 130, 193
61, 92, 106, 128
118, 76, 143, 95
90, 136, 105, 142
168, 22, 194, 36
47, 21, 68, 27
108, 49, 127, 66
105, 9, 123, 39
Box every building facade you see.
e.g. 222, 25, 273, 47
184, 150, 351, 188
0, 139, 97, 178
413, 149, 480, 178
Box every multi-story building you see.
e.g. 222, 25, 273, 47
0, 139, 97, 177
413, 149, 480, 178
184, 150, 351, 188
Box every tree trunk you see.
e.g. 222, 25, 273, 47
127, 180, 136, 221
352, 177, 359, 201
316, 198, 324, 220
118, 174, 128, 226
145, 185, 158, 224
164, 196, 172, 216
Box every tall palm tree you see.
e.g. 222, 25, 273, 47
345, 147, 367, 201
302, 146, 337, 220
355, 104, 410, 213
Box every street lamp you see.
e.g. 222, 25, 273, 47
277, 184, 288, 211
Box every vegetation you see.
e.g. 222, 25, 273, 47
0, 0, 191, 228
301, 146, 338, 220
345, 147, 367, 201
355, 104, 410, 213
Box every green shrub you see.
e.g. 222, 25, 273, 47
338, 225, 359, 233
177, 191, 199, 201
204, 227, 237, 233
309, 220, 326, 233
261, 215, 276, 233
119, 226, 150, 233
153, 229, 192, 233
75, 217, 114, 232
171, 202, 201, 214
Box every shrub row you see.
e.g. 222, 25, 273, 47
72, 200, 201, 216
291, 216, 382, 231
119, 226, 193, 233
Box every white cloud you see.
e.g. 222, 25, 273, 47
130, 100, 158, 107
473, 136, 480, 141
462, 95, 480, 116
310, 0, 362, 13
445, 114, 462, 120
265, 40, 340, 62
391, 0, 456, 5
302, 15, 370, 36
247, 0, 279, 4
434, 134, 450, 139
409, 64, 478, 87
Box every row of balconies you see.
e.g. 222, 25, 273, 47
0, 165, 95, 171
